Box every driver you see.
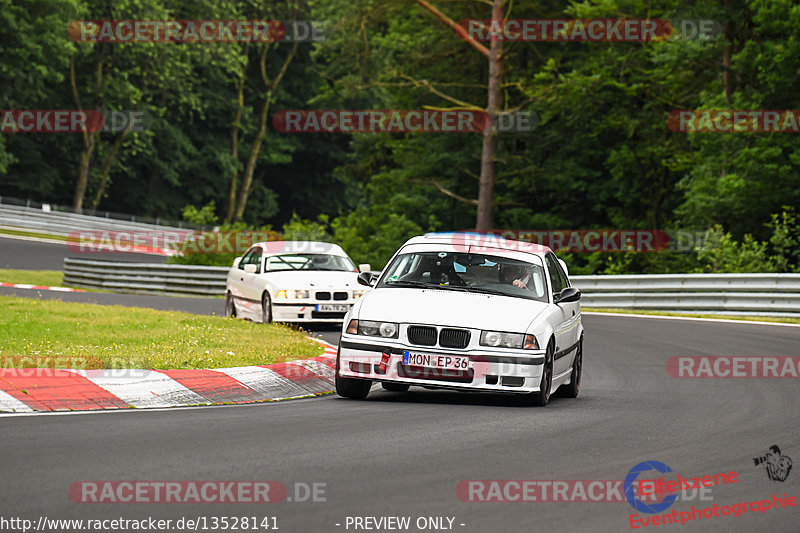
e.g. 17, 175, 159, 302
500, 263, 532, 290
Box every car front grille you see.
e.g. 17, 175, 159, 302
333, 291, 347, 300
439, 328, 470, 349
316, 291, 331, 300
407, 325, 437, 346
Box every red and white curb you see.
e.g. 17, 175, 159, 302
0, 282, 86, 292
0, 340, 338, 413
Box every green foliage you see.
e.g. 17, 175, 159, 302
695, 225, 777, 273
2, 0, 799, 275
282, 213, 332, 242
694, 208, 800, 273
181, 201, 219, 226
331, 208, 427, 269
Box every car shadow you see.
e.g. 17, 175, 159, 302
362, 387, 571, 409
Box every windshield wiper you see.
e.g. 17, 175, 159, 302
448, 285, 512, 297
385, 280, 444, 289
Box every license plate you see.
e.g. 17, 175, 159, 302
315, 304, 350, 312
402, 350, 470, 370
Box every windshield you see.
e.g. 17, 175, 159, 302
378, 251, 548, 302
264, 253, 356, 272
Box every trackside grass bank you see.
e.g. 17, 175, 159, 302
0, 269, 64, 287
0, 228, 68, 241
0, 296, 323, 369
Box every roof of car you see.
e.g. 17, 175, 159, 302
249, 241, 347, 256
406, 232, 552, 254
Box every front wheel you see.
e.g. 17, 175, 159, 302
225, 293, 236, 318
261, 292, 273, 324
336, 376, 372, 399
525, 341, 553, 407
558, 338, 582, 398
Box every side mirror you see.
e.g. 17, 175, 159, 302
555, 287, 581, 304
243, 263, 258, 274
233, 257, 242, 268
358, 263, 372, 273
357, 271, 375, 287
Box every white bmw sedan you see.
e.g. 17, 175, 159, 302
335, 233, 584, 406
225, 241, 369, 324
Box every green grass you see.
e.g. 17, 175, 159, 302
582, 307, 800, 325
0, 269, 64, 287
0, 295, 324, 369
0, 228, 67, 241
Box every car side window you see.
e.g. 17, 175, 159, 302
239, 247, 262, 274
545, 253, 566, 297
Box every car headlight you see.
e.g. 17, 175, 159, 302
276, 289, 310, 299
480, 331, 539, 350
353, 290, 368, 300
346, 319, 398, 338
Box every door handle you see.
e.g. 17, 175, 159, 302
572, 310, 575, 316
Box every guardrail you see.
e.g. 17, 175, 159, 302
0, 195, 208, 230
63, 258, 227, 297
0, 203, 205, 238
60, 260, 800, 316
571, 273, 800, 316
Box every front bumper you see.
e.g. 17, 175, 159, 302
273, 302, 354, 323
337, 335, 546, 393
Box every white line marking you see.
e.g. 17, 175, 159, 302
582, 311, 800, 328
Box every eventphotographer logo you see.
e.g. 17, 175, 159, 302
753, 445, 793, 482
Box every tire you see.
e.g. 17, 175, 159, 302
225, 293, 236, 318
336, 376, 372, 399
558, 337, 582, 398
381, 382, 410, 392
261, 292, 273, 324
525, 340, 553, 407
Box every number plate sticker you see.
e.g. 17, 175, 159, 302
402, 350, 470, 370
315, 304, 350, 312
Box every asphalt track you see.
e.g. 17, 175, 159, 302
1, 314, 798, 532
0, 235, 167, 270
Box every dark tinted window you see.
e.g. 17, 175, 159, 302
545, 253, 567, 297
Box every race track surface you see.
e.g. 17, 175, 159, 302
0, 235, 167, 270
2, 314, 798, 532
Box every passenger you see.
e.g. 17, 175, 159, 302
500, 263, 532, 290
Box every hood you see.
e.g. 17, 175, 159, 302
260, 270, 360, 288
355, 287, 548, 332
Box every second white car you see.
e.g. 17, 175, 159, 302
225, 241, 369, 324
